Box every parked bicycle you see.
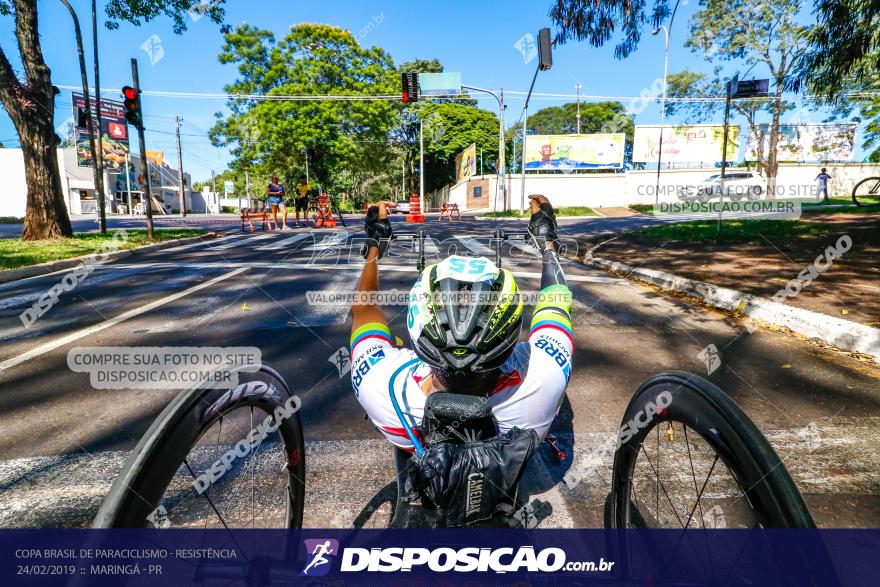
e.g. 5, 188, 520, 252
851, 176, 880, 206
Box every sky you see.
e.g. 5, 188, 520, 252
0, 0, 848, 182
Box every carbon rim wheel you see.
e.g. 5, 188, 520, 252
609, 371, 813, 529
93, 365, 305, 529
851, 177, 880, 207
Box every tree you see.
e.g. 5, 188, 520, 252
417, 102, 500, 191
0, 0, 227, 240
667, 1, 808, 192
209, 23, 398, 200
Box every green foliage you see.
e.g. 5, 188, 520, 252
549, 0, 672, 58
103, 0, 229, 33
209, 23, 398, 198
419, 102, 499, 190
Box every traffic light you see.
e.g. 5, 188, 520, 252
122, 86, 143, 130
537, 28, 553, 71
401, 72, 419, 103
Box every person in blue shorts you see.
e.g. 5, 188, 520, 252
266, 175, 288, 229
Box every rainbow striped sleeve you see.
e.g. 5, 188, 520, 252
350, 323, 394, 350
530, 284, 573, 342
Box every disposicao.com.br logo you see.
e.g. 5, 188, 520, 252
335, 545, 614, 574
301, 539, 339, 576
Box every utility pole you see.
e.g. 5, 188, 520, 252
61, 0, 106, 232
210, 169, 216, 214
419, 119, 425, 210
130, 58, 153, 239
304, 149, 310, 184
575, 83, 582, 134
176, 115, 186, 216
245, 170, 251, 209
91, 0, 107, 233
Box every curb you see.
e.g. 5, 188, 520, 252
571, 252, 880, 362
0, 232, 221, 285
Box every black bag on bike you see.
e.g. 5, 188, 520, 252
405, 392, 539, 527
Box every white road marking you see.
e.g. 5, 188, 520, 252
207, 233, 275, 250
88, 262, 622, 282
303, 231, 349, 251
160, 234, 239, 253
256, 233, 312, 251
3, 419, 875, 527
0, 268, 248, 373
454, 235, 494, 256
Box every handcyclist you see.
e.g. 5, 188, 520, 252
293, 175, 311, 227
349, 194, 572, 523
265, 175, 288, 230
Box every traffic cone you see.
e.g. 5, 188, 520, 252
406, 193, 425, 223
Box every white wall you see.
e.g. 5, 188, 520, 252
0, 148, 28, 217
466, 162, 880, 211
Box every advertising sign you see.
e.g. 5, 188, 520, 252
145, 151, 165, 167
72, 92, 130, 169
524, 134, 625, 170
633, 125, 740, 163
455, 143, 477, 182
224, 180, 235, 195
746, 124, 856, 162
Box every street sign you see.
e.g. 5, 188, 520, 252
732, 79, 769, 99
418, 72, 461, 96
224, 180, 234, 195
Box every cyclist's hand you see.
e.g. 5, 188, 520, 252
363, 202, 394, 259
527, 194, 558, 251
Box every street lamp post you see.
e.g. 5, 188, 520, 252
652, 0, 681, 208
461, 85, 506, 211
575, 83, 581, 134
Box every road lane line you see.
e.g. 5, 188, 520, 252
454, 235, 494, 256
207, 234, 275, 250
302, 231, 348, 251
160, 234, 240, 253
256, 233, 312, 251
0, 268, 248, 373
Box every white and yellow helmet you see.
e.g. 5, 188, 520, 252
406, 256, 523, 374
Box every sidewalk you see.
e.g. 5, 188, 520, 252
582, 213, 879, 328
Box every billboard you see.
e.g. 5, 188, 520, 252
633, 125, 740, 163
72, 92, 130, 169
746, 124, 856, 162
455, 143, 477, 182
524, 134, 625, 170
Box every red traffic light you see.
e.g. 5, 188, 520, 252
122, 86, 138, 100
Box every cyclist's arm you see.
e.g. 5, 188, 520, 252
350, 202, 392, 338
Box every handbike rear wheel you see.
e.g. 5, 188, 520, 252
608, 371, 813, 529
93, 365, 305, 529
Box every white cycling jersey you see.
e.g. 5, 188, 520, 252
349, 284, 573, 450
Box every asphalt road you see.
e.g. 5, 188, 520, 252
0, 215, 877, 528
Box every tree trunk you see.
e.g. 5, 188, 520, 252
18, 112, 72, 239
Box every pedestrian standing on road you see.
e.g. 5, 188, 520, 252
816, 168, 832, 203
294, 175, 311, 227
266, 175, 288, 230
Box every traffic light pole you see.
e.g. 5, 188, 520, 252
131, 58, 154, 239
176, 116, 186, 217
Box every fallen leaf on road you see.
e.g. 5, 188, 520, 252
241, 303, 251, 311
781, 364, 792, 369
841, 309, 849, 315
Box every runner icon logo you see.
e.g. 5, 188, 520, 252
301, 539, 339, 577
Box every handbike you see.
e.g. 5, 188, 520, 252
95, 231, 813, 531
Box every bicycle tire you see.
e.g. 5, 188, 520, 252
93, 365, 305, 529
851, 176, 880, 207
608, 371, 814, 529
